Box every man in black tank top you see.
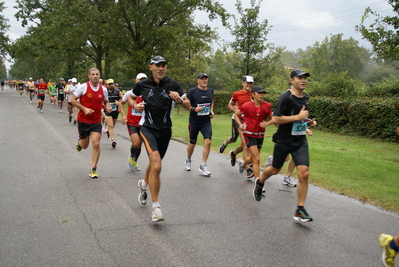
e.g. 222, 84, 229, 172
103, 79, 123, 148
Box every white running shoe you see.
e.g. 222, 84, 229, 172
152, 206, 164, 222
199, 165, 211, 176
264, 156, 273, 169
184, 159, 191, 171
283, 175, 297, 187
137, 180, 147, 205
237, 158, 245, 174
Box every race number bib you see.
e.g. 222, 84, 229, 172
111, 103, 117, 111
131, 108, 142, 116
197, 103, 211, 116
291, 120, 308, 135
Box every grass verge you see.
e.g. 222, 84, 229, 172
171, 107, 399, 214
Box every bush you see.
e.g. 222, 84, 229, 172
366, 76, 399, 97
307, 72, 362, 98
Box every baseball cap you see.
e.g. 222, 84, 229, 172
242, 76, 254, 83
29, 77, 33, 80
136, 73, 147, 80
197, 73, 208, 79
252, 86, 266, 93
59, 78, 64, 81
290, 69, 310, 78
68, 79, 72, 82
71, 78, 77, 83
150, 55, 167, 65
107, 79, 114, 84
115, 83, 119, 87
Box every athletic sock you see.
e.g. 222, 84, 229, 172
297, 206, 304, 210
257, 180, 264, 187
134, 148, 141, 161
130, 146, 135, 158
152, 202, 160, 208
390, 239, 399, 252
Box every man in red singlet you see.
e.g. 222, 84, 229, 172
70, 68, 112, 179
35, 78, 48, 113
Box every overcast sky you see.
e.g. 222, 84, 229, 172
2, 0, 396, 67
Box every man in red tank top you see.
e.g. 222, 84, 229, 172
70, 68, 112, 179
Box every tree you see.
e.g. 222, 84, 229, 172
230, 0, 272, 76
0, 1, 10, 57
299, 34, 370, 80
13, 0, 229, 79
357, 0, 399, 68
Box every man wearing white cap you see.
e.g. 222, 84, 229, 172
65, 78, 79, 123
219, 76, 254, 178
119, 73, 147, 170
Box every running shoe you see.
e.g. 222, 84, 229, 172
128, 157, 136, 170
229, 151, 236, 166
253, 178, 263, 201
237, 158, 245, 174
246, 167, 254, 179
76, 140, 82, 152
30, 101, 32, 104
59, 110, 62, 113
264, 156, 273, 169
184, 159, 191, 171
137, 179, 147, 205
199, 165, 211, 176
293, 208, 313, 222
111, 140, 117, 148
133, 161, 140, 171
219, 141, 227, 153
73, 120, 77, 125
40, 110, 43, 113
89, 168, 99, 179
283, 175, 297, 187
69, 116, 72, 122
379, 234, 398, 267
152, 206, 164, 222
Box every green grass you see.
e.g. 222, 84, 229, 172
171, 107, 399, 214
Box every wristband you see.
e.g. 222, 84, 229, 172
191, 106, 195, 111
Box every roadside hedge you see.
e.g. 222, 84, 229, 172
214, 91, 399, 142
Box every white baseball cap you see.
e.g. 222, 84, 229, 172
136, 73, 147, 80
71, 78, 77, 83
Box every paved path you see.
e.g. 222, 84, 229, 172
0, 87, 398, 266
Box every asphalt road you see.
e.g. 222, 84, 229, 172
0, 86, 398, 267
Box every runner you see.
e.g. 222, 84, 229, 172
218, 76, 254, 178
17, 80, 25, 97
234, 86, 273, 181
70, 68, 111, 179
129, 55, 190, 221
103, 79, 123, 148
119, 73, 147, 170
27, 78, 35, 103
253, 69, 317, 222
55, 78, 66, 113
48, 80, 57, 107
35, 78, 48, 113
65, 78, 79, 123
184, 73, 214, 176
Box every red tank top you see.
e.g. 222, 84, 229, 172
127, 96, 142, 126
78, 82, 104, 124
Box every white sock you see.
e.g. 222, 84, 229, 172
152, 202, 160, 208
201, 162, 206, 167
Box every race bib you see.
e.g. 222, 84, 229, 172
291, 120, 308, 135
131, 108, 142, 116
111, 103, 117, 111
197, 103, 211, 116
